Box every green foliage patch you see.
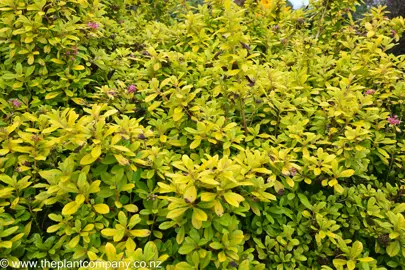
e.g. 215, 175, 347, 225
1, 0, 405, 269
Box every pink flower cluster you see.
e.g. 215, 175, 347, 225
128, 84, 137, 94
289, 167, 297, 177
388, 115, 401, 126
365, 89, 376, 95
10, 99, 22, 107
66, 46, 78, 56
87, 22, 99, 29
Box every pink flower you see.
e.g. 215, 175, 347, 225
87, 22, 99, 29
391, 30, 397, 36
66, 47, 78, 56
128, 84, 137, 93
388, 115, 401, 126
119, 20, 124, 24
289, 167, 297, 177
365, 89, 376, 95
11, 99, 22, 108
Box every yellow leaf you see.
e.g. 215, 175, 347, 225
126, 238, 136, 251
68, 235, 80, 248
73, 65, 85, 70
75, 194, 85, 205
286, 177, 295, 188
218, 251, 227, 262
193, 208, 207, 221
227, 69, 240, 76
62, 201, 79, 216
45, 92, 61, 100
367, 31, 375, 38
87, 251, 98, 260
111, 145, 132, 153
339, 169, 354, 178
51, 58, 65, 64
129, 229, 150, 237
173, 107, 184, 122
334, 184, 344, 194
145, 93, 158, 103
28, 54, 34, 65
199, 177, 219, 186
93, 204, 110, 214
184, 186, 197, 203
101, 228, 117, 236
358, 257, 374, 263
148, 101, 161, 112
201, 192, 217, 202
91, 145, 102, 159
190, 138, 201, 149
328, 179, 338, 187
114, 154, 129, 166
167, 207, 188, 219
80, 153, 97, 165
347, 260, 355, 270
160, 135, 167, 143
123, 204, 138, 213
105, 243, 116, 261
214, 200, 224, 216
223, 192, 245, 207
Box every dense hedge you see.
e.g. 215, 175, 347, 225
1, 0, 405, 269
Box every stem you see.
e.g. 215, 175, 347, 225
148, 214, 157, 242
315, 0, 329, 40
239, 96, 248, 136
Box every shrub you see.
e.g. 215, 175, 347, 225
1, 0, 405, 269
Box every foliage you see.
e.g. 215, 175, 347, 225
1, 0, 405, 269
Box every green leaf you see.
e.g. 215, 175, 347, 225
0, 226, 19, 238
178, 243, 196, 254
298, 193, 312, 210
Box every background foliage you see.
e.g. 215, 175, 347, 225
1, 0, 405, 269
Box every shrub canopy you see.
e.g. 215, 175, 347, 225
1, 0, 405, 269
